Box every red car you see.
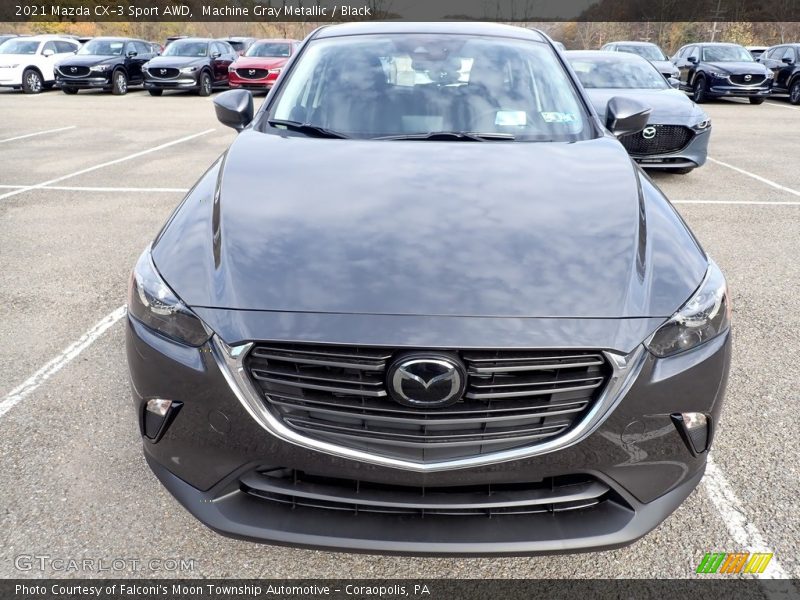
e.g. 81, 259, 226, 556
228, 38, 299, 91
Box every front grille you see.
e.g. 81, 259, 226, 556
730, 74, 766, 85
237, 68, 269, 80
244, 343, 611, 461
59, 65, 90, 77
149, 67, 180, 79
619, 125, 694, 156
241, 468, 612, 517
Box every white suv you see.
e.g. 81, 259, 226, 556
0, 35, 80, 93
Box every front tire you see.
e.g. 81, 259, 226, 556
198, 72, 212, 97
112, 70, 128, 95
789, 79, 800, 105
22, 69, 44, 94
749, 97, 765, 105
61, 86, 78, 95
692, 76, 707, 103
148, 89, 163, 96
672, 167, 695, 175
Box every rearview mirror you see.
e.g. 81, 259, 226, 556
668, 77, 681, 89
214, 89, 253, 132
606, 96, 652, 137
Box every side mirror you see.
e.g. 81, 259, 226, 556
606, 96, 652, 137
42, 48, 55, 57
214, 89, 253, 132
782, 57, 794, 64
211, 51, 221, 59
127, 50, 137, 57
687, 56, 697, 64
668, 77, 681, 89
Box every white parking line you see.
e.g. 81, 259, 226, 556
764, 101, 800, 111
0, 184, 189, 193
0, 129, 215, 201
0, 306, 126, 420
708, 157, 800, 198
672, 200, 800, 206
704, 455, 789, 579
0, 125, 76, 144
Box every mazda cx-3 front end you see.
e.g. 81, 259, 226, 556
126, 22, 731, 555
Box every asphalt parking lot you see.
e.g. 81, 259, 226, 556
0, 86, 798, 580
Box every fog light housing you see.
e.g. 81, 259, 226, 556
672, 412, 712, 455
143, 398, 182, 441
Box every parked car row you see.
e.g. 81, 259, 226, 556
0, 34, 299, 96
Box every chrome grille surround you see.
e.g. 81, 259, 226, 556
213, 337, 647, 472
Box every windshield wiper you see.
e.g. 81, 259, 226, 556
267, 119, 349, 139
376, 131, 516, 142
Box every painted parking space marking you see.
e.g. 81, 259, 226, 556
0, 128, 215, 201
0, 125, 76, 144
708, 157, 800, 198
0, 184, 189, 193
0, 306, 126, 420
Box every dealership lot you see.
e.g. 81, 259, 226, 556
0, 88, 798, 579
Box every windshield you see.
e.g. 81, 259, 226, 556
247, 42, 291, 58
702, 45, 753, 62
163, 41, 207, 57
0, 40, 39, 55
269, 34, 588, 141
616, 44, 666, 61
78, 39, 125, 56
569, 56, 668, 90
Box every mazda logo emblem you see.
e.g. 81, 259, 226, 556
70, 67, 76, 73
249, 69, 255, 75
642, 126, 657, 140
160, 69, 166, 74
387, 354, 466, 408
744, 74, 752, 81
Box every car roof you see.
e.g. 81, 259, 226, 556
313, 21, 545, 42
695, 42, 745, 47
17, 35, 78, 42
610, 41, 659, 46
170, 37, 214, 43
567, 50, 650, 63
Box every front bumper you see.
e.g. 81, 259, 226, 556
707, 80, 771, 97
126, 312, 731, 555
0, 66, 24, 87
144, 73, 200, 90
56, 73, 112, 88
228, 73, 277, 90
635, 128, 711, 170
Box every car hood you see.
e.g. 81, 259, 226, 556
57, 55, 118, 67
586, 88, 704, 123
232, 56, 288, 70
145, 55, 206, 68
153, 131, 707, 320
650, 59, 676, 74
705, 61, 769, 75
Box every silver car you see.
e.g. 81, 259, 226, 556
568, 50, 711, 173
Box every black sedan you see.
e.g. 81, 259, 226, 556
55, 38, 157, 95
127, 22, 730, 555
758, 44, 800, 104
671, 42, 773, 104
567, 51, 711, 173
142, 38, 237, 96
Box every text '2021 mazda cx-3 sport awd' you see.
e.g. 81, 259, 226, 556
126, 22, 731, 555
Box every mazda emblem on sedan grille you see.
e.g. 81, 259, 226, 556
643, 126, 657, 139
160, 69, 166, 75
744, 74, 752, 81
249, 69, 256, 75
387, 355, 466, 408
70, 67, 76, 73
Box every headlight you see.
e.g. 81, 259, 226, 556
709, 71, 728, 79
646, 261, 730, 357
671, 67, 680, 78
766, 71, 775, 79
128, 248, 210, 346
692, 118, 711, 131
0, 64, 20, 68
180, 66, 198, 73
90, 64, 111, 72
268, 68, 282, 75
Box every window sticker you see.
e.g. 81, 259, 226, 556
495, 110, 527, 126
